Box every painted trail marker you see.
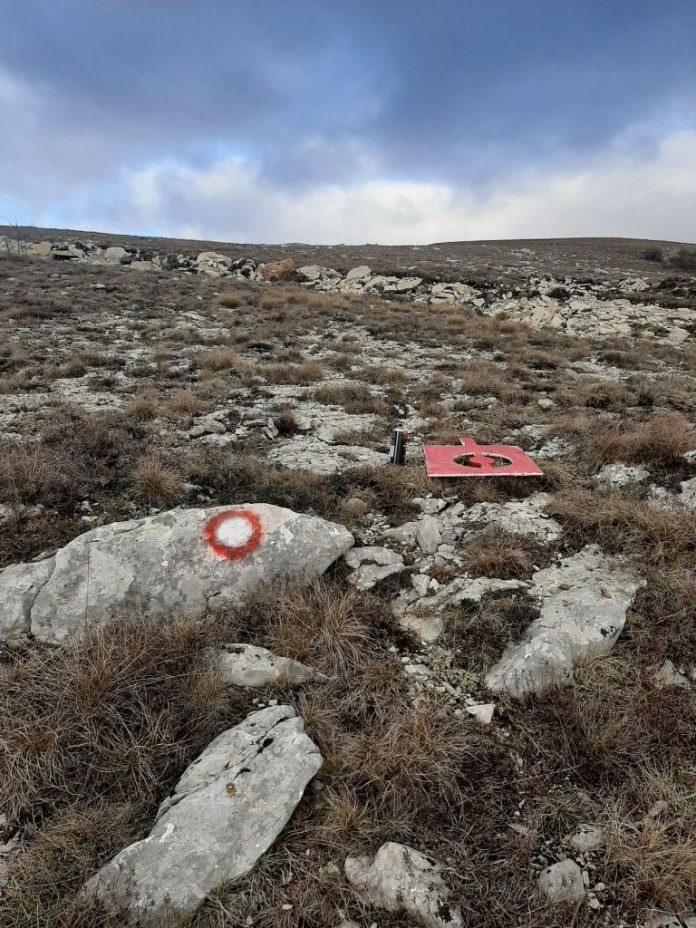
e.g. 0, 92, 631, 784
423, 436, 542, 478
203, 508, 263, 560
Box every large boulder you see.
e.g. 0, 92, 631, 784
486, 545, 644, 698
196, 252, 231, 276
0, 504, 353, 643
260, 258, 295, 282
345, 842, 462, 928
84, 705, 321, 923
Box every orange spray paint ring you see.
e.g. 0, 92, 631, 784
203, 509, 263, 560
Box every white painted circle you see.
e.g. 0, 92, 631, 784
215, 515, 254, 548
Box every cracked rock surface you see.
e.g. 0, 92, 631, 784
486, 545, 644, 698
83, 705, 322, 923
345, 842, 463, 928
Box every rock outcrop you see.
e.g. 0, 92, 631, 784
84, 706, 321, 923
486, 545, 644, 698
0, 504, 353, 642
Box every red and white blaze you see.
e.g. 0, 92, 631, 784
203, 509, 263, 560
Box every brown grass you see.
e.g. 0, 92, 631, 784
589, 412, 694, 466
131, 456, 183, 506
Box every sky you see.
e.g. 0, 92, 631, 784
1, 0, 695, 245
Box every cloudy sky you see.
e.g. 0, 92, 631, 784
1, 0, 695, 244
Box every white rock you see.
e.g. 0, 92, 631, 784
84, 706, 321, 922
594, 463, 649, 488
462, 493, 562, 543
210, 643, 325, 687
416, 516, 442, 555
538, 859, 585, 905
566, 824, 605, 853
465, 703, 495, 724
486, 545, 644, 698
266, 435, 388, 476
0, 505, 353, 643
679, 476, 696, 509
345, 546, 405, 591
344, 265, 372, 282
0, 559, 55, 638
654, 659, 691, 689
345, 842, 462, 928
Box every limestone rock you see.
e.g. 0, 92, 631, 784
595, 463, 649, 488
383, 276, 423, 293
84, 706, 321, 922
679, 476, 696, 509
538, 859, 585, 905
1, 505, 353, 643
345, 546, 405, 591
196, 252, 231, 276
266, 435, 388, 476
210, 643, 325, 687
344, 265, 372, 282
462, 493, 562, 543
260, 258, 295, 282
345, 842, 462, 928
416, 516, 442, 555
0, 559, 55, 637
654, 659, 691, 689
486, 545, 643, 698
566, 825, 605, 853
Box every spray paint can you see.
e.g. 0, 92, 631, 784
388, 428, 408, 465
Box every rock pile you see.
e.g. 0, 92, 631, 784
2, 234, 693, 342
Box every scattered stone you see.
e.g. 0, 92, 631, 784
416, 516, 442, 555
679, 476, 696, 509
595, 463, 650, 488
566, 825, 605, 853
465, 702, 495, 724
345, 842, 463, 928
538, 859, 585, 905
345, 546, 405, 591
486, 545, 644, 698
210, 643, 325, 687
654, 659, 691, 689
84, 706, 322, 922
0, 505, 353, 642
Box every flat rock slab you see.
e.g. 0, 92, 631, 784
84, 705, 321, 923
345, 546, 405, 591
486, 545, 644, 698
266, 435, 388, 476
210, 643, 325, 687
0, 504, 353, 643
345, 842, 462, 928
462, 493, 562, 543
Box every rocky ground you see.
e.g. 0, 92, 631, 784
0, 230, 695, 928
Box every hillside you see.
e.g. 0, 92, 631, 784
0, 229, 694, 928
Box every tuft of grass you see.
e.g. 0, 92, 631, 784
462, 529, 535, 579
589, 412, 694, 467
131, 456, 182, 506
126, 392, 159, 420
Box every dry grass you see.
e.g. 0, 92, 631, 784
131, 455, 183, 506
462, 528, 536, 579
0, 615, 241, 927
589, 412, 694, 466
126, 392, 159, 420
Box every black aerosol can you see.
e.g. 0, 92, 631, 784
388, 428, 408, 465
